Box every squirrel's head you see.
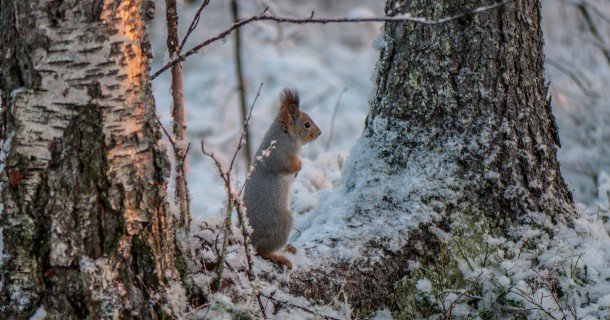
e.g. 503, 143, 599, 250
278, 88, 321, 144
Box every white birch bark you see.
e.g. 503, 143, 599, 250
0, 0, 182, 318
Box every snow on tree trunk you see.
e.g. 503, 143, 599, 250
0, 0, 183, 318
283, 0, 576, 312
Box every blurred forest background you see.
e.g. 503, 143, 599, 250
150, 0, 610, 224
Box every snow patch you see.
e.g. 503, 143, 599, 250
28, 306, 47, 320
416, 278, 432, 294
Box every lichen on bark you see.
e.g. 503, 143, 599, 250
285, 0, 576, 313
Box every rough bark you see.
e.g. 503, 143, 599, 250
366, 0, 573, 225
286, 0, 575, 313
0, 0, 181, 318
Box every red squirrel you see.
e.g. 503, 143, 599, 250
243, 89, 321, 269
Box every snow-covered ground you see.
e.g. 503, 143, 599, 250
149, 0, 610, 318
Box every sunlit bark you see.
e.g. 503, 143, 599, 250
0, 0, 182, 318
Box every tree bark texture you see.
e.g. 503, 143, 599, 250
366, 0, 574, 225
286, 0, 576, 312
0, 0, 181, 318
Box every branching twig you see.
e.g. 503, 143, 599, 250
239, 141, 276, 197
230, 83, 262, 172
150, 0, 514, 79
510, 286, 560, 319
136, 276, 179, 320
179, 0, 211, 51
200, 84, 267, 319
546, 58, 599, 98
440, 271, 484, 317
259, 292, 344, 320
508, 266, 572, 320
576, 3, 610, 66
556, 0, 610, 25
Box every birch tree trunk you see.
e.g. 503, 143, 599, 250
0, 0, 182, 318
287, 0, 576, 313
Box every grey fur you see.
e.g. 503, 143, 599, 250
244, 120, 300, 253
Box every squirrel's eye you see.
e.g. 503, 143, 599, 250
304, 122, 311, 128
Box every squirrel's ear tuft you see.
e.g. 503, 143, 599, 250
279, 88, 300, 115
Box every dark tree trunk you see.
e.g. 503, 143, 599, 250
285, 0, 575, 314
365, 0, 573, 225
0, 0, 182, 318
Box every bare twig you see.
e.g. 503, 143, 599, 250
136, 276, 179, 320
230, 83, 263, 172
201, 141, 232, 291
546, 58, 599, 98
255, 291, 267, 319
230, 0, 252, 167
179, 0, 211, 51
150, 0, 514, 79
439, 271, 485, 318
508, 266, 572, 320
200, 85, 267, 318
259, 292, 344, 320
239, 141, 276, 197
577, 3, 610, 66
325, 88, 346, 151
556, 0, 610, 25
155, 113, 174, 143
510, 286, 560, 319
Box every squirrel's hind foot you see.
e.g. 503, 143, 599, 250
284, 244, 297, 254
258, 251, 293, 270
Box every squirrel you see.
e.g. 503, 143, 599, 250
243, 88, 321, 270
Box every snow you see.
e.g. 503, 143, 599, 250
147, 0, 610, 318
416, 278, 433, 294
28, 306, 47, 320
290, 128, 465, 262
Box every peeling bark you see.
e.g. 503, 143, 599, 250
0, 0, 181, 318
287, 0, 575, 312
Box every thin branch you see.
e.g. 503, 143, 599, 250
154, 113, 175, 146
180, 0, 211, 51
230, 0, 252, 167
150, 0, 514, 79
259, 292, 344, 320
136, 276, 179, 320
556, 0, 610, 25
576, 3, 610, 66
255, 291, 267, 319
325, 88, 346, 151
238, 141, 276, 198
546, 58, 599, 98
201, 141, 228, 188
230, 83, 263, 172
201, 110, 267, 317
